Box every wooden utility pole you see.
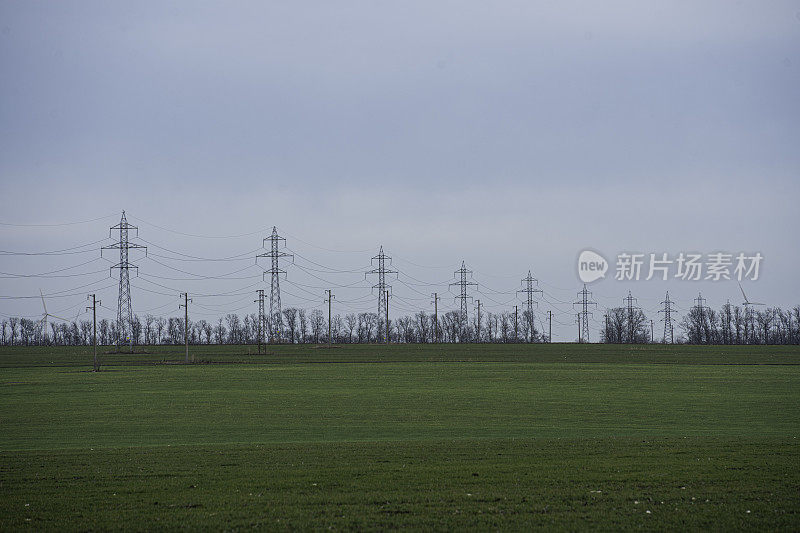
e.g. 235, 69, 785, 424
431, 292, 439, 343
514, 306, 519, 343
548, 310, 552, 343
475, 300, 481, 343
384, 290, 390, 344
650, 319, 654, 344
255, 289, 265, 354
325, 289, 334, 347
87, 294, 100, 371
180, 293, 191, 363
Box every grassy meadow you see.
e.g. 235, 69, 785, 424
1, 343, 798, 530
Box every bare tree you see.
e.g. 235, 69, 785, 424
154, 317, 166, 345
345, 313, 357, 343
415, 311, 430, 343
9, 317, 18, 345
225, 314, 241, 344
214, 318, 226, 344
332, 314, 343, 343
283, 308, 298, 344
298, 309, 308, 344
309, 309, 324, 343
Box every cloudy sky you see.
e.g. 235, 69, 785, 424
1, 1, 798, 340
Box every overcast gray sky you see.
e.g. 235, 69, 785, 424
1, 1, 798, 341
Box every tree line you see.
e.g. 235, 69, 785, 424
3, 304, 799, 346
601, 304, 800, 344
0, 307, 544, 346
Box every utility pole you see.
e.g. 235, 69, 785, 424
475, 299, 482, 343
577, 313, 581, 343
257, 227, 292, 344
102, 211, 146, 353
514, 305, 519, 343
450, 261, 477, 342
573, 284, 597, 343
366, 247, 397, 344
384, 289, 390, 344
255, 289, 265, 354
623, 291, 641, 343
603, 313, 609, 343
548, 310, 552, 343
180, 293, 191, 363
650, 319, 654, 343
325, 289, 334, 347
431, 292, 439, 343
518, 271, 543, 342
87, 294, 100, 371
659, 291, 677, 344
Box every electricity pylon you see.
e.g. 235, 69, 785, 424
573, 284, 597, 343
518, 270, 542, 342
659, 291, 677, 343
623, 291, 641, 343
450, 261, 477, 342
257, 227, 292, 343
366, 246, 396, 343
101, 211, 146, 352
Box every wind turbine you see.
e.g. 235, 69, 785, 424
739, 282, 765, 307
38, 289, 70, 345
738, 282, 764, 344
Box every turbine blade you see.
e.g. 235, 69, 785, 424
40, 288, 48, 314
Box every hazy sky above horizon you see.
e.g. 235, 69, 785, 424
1, 1, 798, 340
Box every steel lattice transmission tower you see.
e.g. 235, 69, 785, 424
573, 284, 597, 343
693, 293, 708, 321
365, 246, 397, 343
257, 227, 292, 343
101, 211, 146, 351
659, 291, 677, 344
623, 291, 641, 343
518, 270, 543, 342
450, 261, 477, 342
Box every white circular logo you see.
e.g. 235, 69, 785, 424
577, 250, 608, 283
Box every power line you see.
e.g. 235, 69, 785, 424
0, 238, 110, 256
0, 213, 117, 228
128, 215, 272, 240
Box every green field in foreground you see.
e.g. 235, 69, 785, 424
1, 344, 799, 530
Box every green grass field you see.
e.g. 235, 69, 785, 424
1, 344, 799, 530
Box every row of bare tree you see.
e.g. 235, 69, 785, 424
601, 304, 800, 344
0, 307, 543, 346
4, 304, 798, 346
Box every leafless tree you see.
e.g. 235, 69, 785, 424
310, 309, 324, 343
283, 308, 298, 344
345, 313, 357, 343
